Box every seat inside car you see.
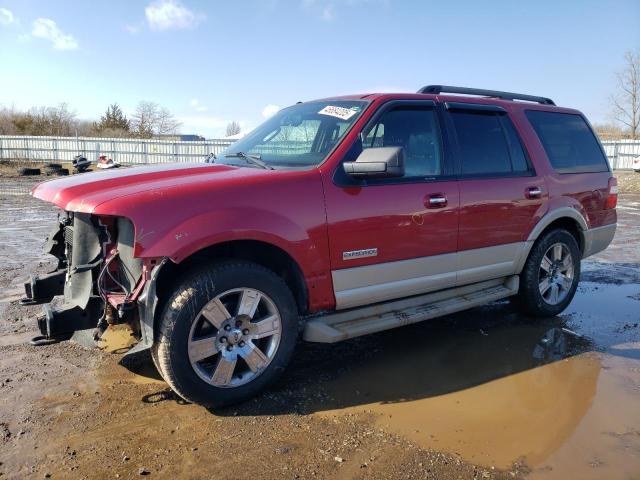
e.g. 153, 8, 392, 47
382, 110, 440, 176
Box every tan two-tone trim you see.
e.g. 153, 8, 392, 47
332, 242, 527, 310
582, 223, 616, 258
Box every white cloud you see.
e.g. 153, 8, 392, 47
262, 104, 280, 118
189, 98, 207, 112
0, 7, 16, 25
321, 4, 334, 20
302, 0, 388, 21
125, 23, 141, 34
31, 18, 78, 50
145, 0, 204, 30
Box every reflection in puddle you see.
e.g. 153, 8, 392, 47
317, 322, 599, 469
312, 282, 640, 478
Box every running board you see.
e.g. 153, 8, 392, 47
303, 276, 519, 343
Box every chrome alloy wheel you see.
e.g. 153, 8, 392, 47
538, 243, 575, 306
187, 288, 282, 388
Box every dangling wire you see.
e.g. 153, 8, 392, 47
97, 252, 128, 300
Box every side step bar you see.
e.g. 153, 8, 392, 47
303, 276, 519, 343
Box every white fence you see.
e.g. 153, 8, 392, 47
0, 135, 236, 165
601, 140, 640, 169
0, 135, 638, 169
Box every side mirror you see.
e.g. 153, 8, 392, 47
343, 147, 405, 179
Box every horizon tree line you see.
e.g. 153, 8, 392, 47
0, 101, 242, 139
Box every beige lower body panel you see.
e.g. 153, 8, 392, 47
332, 242, 526, 310
582, 223, 616, 258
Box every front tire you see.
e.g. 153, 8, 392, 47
152, 261, 298, 408
516, 229, 581, 317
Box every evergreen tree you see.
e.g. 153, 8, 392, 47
95, 103, 130, 132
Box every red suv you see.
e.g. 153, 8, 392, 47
23, 85, 617, 406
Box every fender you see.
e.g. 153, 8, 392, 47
139, 206, 315, 267
514, 206, 589, 273
526, 206, 589, 243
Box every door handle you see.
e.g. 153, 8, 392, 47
525, 186, 542, 199
425, 193, 448, 208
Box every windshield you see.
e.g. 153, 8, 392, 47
218, 100, 368, 168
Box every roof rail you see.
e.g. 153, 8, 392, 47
417, 85, 555, 106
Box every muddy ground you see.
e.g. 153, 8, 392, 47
0, 181, 639, 480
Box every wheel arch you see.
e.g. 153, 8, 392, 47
515, 208, 587, 273
154, 239, 309, 318
527, 208, 587, 254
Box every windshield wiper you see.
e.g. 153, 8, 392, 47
224, 152, 274, 170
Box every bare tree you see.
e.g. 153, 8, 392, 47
0, 106, 19, 134
156, 106, 182, 135
226, 121, 241, 137
0, 103, 77, 136
47, 103, 77, 136
593, 122, 625, 141
131, 101, 181, 138
131, 101, 158, 138
610, 50, 640, 139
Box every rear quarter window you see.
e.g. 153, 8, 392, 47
525, 111, 609, 174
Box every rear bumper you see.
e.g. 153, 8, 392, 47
582, 223, 616, 258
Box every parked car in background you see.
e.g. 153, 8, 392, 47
22, 85, 617, 407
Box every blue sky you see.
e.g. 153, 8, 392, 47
0, 0, 639, 137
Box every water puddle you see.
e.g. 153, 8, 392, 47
95, 325, 165, 385
312, 281, 640, 478
96, 324, 138, 353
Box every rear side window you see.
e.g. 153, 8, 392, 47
449, 110, 531, 176
525, 111, 609, 173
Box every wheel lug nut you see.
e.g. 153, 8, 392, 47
239, 340, 245, 347
226, 345, 233, 351
242, 329, 249, 335
224, 325, 231, 331
220, 336, 227, 343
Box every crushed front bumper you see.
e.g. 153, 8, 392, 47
21, 212, 153, 351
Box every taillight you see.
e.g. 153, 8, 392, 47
605, 177, 618, 209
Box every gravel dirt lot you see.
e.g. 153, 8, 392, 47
0, 176, 639, 480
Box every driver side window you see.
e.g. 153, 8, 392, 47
362, 106, 443, 178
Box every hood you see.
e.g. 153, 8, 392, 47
32, 162, 271, 213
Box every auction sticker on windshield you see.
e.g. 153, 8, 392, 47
318, 105, 359, 120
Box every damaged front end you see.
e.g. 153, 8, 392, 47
22, 212, 157, 351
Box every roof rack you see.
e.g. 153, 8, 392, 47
417, 85, 555, 106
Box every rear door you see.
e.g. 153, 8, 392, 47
444, 102, 547, 285
323, 100, 460, 309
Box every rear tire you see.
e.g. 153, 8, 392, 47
516, 229, 580, 317
152, 261, 298, 408
18, 167, 41, 176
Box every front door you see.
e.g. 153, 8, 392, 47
322, 100, 460, 309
